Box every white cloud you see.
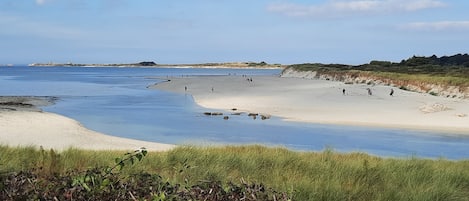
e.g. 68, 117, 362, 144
35, 0, 53, 6
402, 0, 446, 11
35, 0, 45, 5
267, 0, 446, 18
400, 21, 469, 31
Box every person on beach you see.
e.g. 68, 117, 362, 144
185, 86, 187, 92
390, 88, 394, 96
367, 88, 372, 96
342, 88, 346, 95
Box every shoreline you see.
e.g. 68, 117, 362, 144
0, 96, 175, 151
150, 75, 469, 135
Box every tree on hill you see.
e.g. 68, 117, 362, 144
400, 54, 469, 67
138, 61, 157, 66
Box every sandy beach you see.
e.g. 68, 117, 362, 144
151, 75, 469, 134
0, 96, 175, 151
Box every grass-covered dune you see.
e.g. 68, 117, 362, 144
2, 145, 469, 200
285, 54, 469, 98
288, 54, 469, 78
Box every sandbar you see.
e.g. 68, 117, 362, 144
0, 96, 175, 151
151, 75, 469, 134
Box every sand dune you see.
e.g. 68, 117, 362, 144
151, 75, 469, 134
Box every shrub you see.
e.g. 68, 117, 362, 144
0, 148, 290, 201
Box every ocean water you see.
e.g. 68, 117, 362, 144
1, 66, 469, 160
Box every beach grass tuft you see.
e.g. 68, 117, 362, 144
1, 145, 469, 200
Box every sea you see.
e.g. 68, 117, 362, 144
1, 66, 469, 160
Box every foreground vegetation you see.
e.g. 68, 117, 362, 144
1, 145, 469, 200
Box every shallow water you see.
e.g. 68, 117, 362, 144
1, 66, 469, 159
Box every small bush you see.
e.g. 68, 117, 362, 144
0, 148, 290, 201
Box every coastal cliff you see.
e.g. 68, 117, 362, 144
281, 67, 469, 99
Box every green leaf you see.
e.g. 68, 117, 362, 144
83, 183, 91, 192
155, 192, 166, 200
101, 178, 111, 189
85, 175, 91, 182
105, 167, 112, 174
72, 178, 80, 186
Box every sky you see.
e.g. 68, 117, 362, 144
1, 0, 468, 65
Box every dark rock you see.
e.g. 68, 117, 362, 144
260, 114, 271, 120
248, 113, 258, 117
204, 112, 223, 116
0, 102, 33, 107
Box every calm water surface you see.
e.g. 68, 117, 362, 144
1, 66, 469, 160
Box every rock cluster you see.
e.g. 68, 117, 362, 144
203, 111, 271, 121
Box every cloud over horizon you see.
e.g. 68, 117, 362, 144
400, 21, 469, 32
267, 0, 446, 18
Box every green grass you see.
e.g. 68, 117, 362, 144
286, 61, 469, 88
2, 145, 469, 200
363, 71, 469, 87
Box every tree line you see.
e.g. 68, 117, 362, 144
289, 54, 469, 77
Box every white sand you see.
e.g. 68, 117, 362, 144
151, 75, 469, 134
0, 111, 175, 151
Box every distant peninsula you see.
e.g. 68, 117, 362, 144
28, 61, 285, 69
29, 61, 158, 67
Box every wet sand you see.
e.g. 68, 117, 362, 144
0, 96, 175, 151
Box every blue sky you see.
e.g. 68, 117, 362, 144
1, 0, 468, 65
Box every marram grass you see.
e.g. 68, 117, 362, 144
1, 145, 469, 200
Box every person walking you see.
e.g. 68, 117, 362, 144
367, 88, 372, 96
